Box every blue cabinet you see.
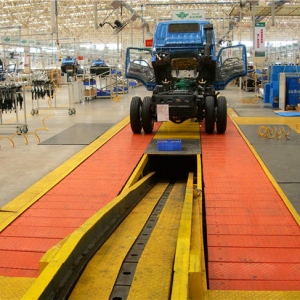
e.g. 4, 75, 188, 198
286, 76, 300, 106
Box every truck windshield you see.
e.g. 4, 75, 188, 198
168, 23, 199, 33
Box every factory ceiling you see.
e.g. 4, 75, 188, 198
0, 0, 299, 50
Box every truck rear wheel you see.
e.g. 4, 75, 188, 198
142, 96, 154, 134
130, 96, 142, 133
205, 96, 215, 133
216, 96, 227, 134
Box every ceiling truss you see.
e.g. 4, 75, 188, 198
0, 0, 298, 50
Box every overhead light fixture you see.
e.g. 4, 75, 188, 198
99, 20, 123, 30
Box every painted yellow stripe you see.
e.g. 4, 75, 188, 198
128, 181, 186, 300
228, 107, 300, 133
40, 153, 153, 273
171, 173, 194, 300
154, 114, 300, 299
189, 154, 206, 300
153, 121, 202, 299
229, 114, 300, 225
122, 154, 149, 190
0, 116, 130, 232
23, 172, 156, 299
186, 110, 300, 300
0, 277, 35, 300
69, 181, 169, 300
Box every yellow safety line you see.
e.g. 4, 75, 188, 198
5, 113, 299, 299
0, 116, 130, 232
228, 110, 300, 225
189, 154, 206, 300
228, 108, 300, 134
0, 277, 35, 300
191, 110, 300, 299
69, 181, 168, 299
152, 120, 203, 299
128, 181, 185, 299
171, 172, 194, 300
0, 117, 130, 299
23, 172, 156, 299
122, 154, 149, 190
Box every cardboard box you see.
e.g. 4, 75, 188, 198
84, 88, 96, 97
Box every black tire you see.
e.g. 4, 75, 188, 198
130, 96, 142, 133
205, 96, 215, 133
216, 96, 227, 134
142, 96, 154, 134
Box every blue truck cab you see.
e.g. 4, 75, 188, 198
90, 59, 110, 76
125, 20, 247, 134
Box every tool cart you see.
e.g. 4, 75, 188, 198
30, 70, 77, 115
0, 81, 28, 135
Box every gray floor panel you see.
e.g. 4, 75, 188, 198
239, 124, 300, 211
39, 123, 113, 145
279, 183, 300, 213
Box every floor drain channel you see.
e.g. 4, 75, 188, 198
109, 183, 174, 300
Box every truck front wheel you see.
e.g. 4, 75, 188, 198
142, 96, 154, 134
205, 96, 215, 133
216, 96, 227, 134
130, 96, 142, 133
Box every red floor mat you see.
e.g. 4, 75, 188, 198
201, 118, 300, 291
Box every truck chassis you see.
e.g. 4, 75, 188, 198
125, 21, 247, 134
